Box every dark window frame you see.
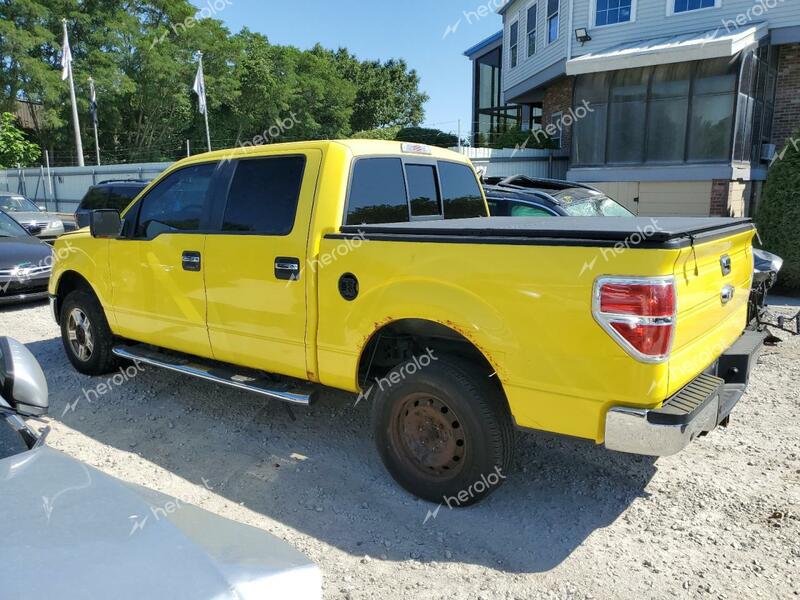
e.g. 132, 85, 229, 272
547, 0, 559, 44
526, 3, 537, 57
509, 20, 519, 68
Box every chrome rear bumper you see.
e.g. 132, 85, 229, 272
604, 330, 766, 457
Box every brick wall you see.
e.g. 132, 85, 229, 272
710, 180, 731, 217
542, 76, 575, 154
772, 43, 800, 150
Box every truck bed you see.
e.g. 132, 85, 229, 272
337, 217, 754, 249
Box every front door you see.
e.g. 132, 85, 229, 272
204, 150, 322, 380
109, 161, 218, 358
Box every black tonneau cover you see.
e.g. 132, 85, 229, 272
336, 217, 754, 249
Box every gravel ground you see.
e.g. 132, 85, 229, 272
1, 300, 798, 600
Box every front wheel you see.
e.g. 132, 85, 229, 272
371, 356, 514, 506
60, 289, 118, 376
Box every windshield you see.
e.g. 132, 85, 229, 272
0, 195, 39, 213
0, 211, 28, 237
552, 188, 634, 217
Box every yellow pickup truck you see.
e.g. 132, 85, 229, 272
49, 140, 764, 504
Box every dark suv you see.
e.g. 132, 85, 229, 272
74, 180, 150, 229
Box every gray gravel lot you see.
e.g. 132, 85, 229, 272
1, 300, 798, 600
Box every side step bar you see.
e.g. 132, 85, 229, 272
112, 344, 314, 406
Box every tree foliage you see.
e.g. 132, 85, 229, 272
0, 112, 41, 167
755, 133, 800, 290
0, 0, 428, 164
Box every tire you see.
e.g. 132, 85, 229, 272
371, 355, 514, 506
60, 289, 118, 376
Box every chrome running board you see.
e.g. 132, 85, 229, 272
112, 344, 314, 406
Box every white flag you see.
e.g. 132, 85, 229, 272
61, 25, 72, 81
192, 61, 207, 115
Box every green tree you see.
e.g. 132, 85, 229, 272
756, 133, 800, 290
0, 112, 41, 167
395, 126, 458, 148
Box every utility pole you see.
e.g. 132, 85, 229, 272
88, 77, 100, 165
61, 18, 84, 167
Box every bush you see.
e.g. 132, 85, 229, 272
755, 132, 800, 290
351, 125, 402, 140
488, 126, 556, 150
394, 127, 459, 148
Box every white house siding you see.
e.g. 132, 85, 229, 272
502, 0, 569, 92
502, 0, 800, 94
571, 0, 800, 60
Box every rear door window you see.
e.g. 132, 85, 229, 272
346, 158, 409, 225
405, 164, 441, 218
438, 162, 486, 219
222, 156, 305, 235
79, 187, 110, 210
135, 163, 216, 238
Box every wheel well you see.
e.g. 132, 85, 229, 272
357, 318, 501, 391
54, 271, 96, 323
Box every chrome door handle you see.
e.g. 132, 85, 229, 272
275, 257, 300, 281
721, 285, 735, 304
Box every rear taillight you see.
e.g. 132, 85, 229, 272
593, 277, 676, 363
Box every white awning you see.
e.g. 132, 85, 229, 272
566, 23, 768, 75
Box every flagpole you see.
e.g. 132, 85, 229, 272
197, 52, 211, 152
88, 77, 101, 166
62, 19, 84, 167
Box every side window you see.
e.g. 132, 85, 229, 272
80, 187, 109, 210
223, 156, 305, 235
135, 163, 216, 238
346, 158, 409, 225
509, 202, 555, 217
438, 161, 486, 219
405, 164, 441, 218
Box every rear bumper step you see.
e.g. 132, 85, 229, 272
604, 330, 766, 457
112, 344, 315, 406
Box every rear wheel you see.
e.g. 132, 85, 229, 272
60, 289, 117, 375
371, 356, 514, 506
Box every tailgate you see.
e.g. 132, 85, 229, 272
668, 228, 755, 395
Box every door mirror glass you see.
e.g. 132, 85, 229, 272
0, 337, 49, 417
90, 209, 122, 238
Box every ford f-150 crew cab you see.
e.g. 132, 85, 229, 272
49, 140, 763, 504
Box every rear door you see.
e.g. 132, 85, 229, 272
204, 150, 322, 380
109, 162, 218, 358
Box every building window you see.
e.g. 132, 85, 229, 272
472, 46, 521, 146
527, 4, 537, 57
671, 0, 718, 14
573, 56, 742, 167
510, 21, 519, 67
733, 45, 779, 164
687, 58, 737, 162
596, 0, 633, 26
549, 112, 563, 149
547, 0, 559, 43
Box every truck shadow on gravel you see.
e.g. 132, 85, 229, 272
28, 335, 656, 574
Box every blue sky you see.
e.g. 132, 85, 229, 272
194, 0, 504, 134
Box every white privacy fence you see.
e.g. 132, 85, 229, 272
451, 147, 570, 180
0, 163, 171, 213
0, 148, 570, 214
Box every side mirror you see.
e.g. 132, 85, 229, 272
37, 205, 47, 212
24, 224, 42, 236
90, 209, 122, 239
0, 337, 49, 417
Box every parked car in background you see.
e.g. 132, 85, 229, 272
0, 336, 322, 600
0, 209, 52, 305
74, 180, 151, 229
483, 175, 634, 217
0, 192, 65, 240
